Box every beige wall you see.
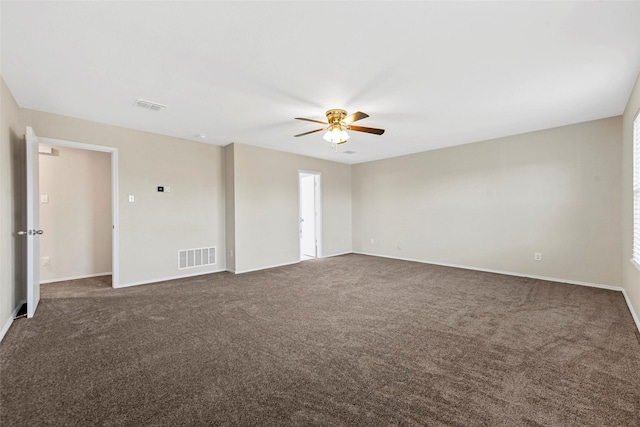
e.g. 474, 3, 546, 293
20, 109, 225, 286
39, 145, 112, 282
3, 73, 637, 334
230, 143, 352, 273
0, 76, 25, 329
353, 117, 622, 287
622, 73, 640, 319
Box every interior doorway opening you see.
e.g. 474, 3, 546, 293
39, 137, 119, 288
23, 129, 119, 319
38, 144, 112, 285
299, 171, 321, 261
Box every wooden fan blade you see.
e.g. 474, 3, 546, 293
344, 111, 369, 124
349, 125, 385, 135
294, 128, 325, 137
295, 117, 328, 125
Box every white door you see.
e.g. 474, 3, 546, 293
24, 127, 42, 317
300, 174, 316, 258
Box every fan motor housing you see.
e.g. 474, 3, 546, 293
326, 109, 347, 124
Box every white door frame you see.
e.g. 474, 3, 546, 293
38, 137, 120, 288
298, 170, 322, 259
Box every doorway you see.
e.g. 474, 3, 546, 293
23, 130, 119, 318
299, 171, 321, 260
38, 137, 119, 288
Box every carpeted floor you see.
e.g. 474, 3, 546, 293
1, 254, 639, 426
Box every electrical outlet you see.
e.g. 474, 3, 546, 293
229, 249, 233, 257
370, 238, 374, 244
42, 256, 50, 266
534, 252, 542, 261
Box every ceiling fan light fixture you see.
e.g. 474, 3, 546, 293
294, 109, 383, 145
323, 126, 349, 144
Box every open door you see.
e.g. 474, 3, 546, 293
300, 172, 320, 259
22, 127, 42, 317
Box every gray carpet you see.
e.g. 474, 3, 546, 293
1, 254, 639, 426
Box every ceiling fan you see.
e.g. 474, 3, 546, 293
294, 109, 385, 145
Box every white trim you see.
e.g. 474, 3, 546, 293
38, 137, 120, 288
231, 253, 351, 274
233, 260, 300, 274
114, 268, 226, 289
353, 251, 623, 291
631, 258, 640, 273
39, 137, 114, 153
353, 252, 640, 333
40, 272, 111, 284
633, 111, 640, 266
320, 251, 352, 258
621, 288, 640, 333
352, 251, 640, 332
354, 252, 640, 333
0, 299, 27, 342
111, 148, 119, 288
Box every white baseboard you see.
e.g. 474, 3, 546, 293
115, 268, 227, 289
353, 251, 640, 333
40, 272, 112, 284
352, 251, 623, 291
223, 251, 353, 275
0, 299, 26, 343
320, 251, 352, 259
233, 260, 300, 274
621, 289, 640, 334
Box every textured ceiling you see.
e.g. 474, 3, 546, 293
2, 1, 640, 164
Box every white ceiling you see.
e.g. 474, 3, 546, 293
2, 1, 640, 164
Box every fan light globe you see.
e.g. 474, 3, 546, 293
323, 127, 349, 144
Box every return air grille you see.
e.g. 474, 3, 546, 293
178, 247, 216, 270
134, 98, 168, 111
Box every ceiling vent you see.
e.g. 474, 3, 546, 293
134, 98, 167, 111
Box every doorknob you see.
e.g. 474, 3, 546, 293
17, 230, 44, 236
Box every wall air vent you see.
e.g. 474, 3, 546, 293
178, 247, 216, 270
134, 98, 168, 111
